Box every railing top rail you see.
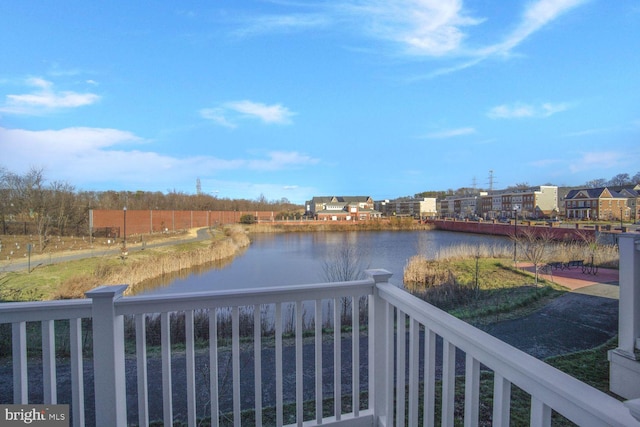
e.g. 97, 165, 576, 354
116, 278, 377, 315
0, 299, 92, 323
377, 283, 639, 427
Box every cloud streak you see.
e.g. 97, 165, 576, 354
0, 77, 100, 115
568, 151, 628, 173
201, 100, 296, 128
423, 127, 476, 139
233, 13, 330, 38
0, 127, 318, 188
487, 102, 570, 119
228, 0, 588, 80
483, 0, 588, 57
344, 0, 483, 56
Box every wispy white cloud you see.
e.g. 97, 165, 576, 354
568, 151, 627, 173
422, 127, 476, 139
200, 108, 237, 129
481, 0, 588, 57
487, 102, 570, 119
230, 0, 587, 74
343, 0, 483, 56
529, 158, 562, 168
233, 13, 330, 37
0, 127, 318, 188
226, 100, 296, 124
246, 151, 319, 170
0, 77, 100, 115
201, 100, 296, 127
563, 127, 615, 137
381, 0, 587, 78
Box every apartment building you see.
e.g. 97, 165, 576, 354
439, 186, 558, 219
376, 197, 437, 219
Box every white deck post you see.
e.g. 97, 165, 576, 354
86, 285, 129, 427
609, 234, 640, 399
366, 269, 393, 427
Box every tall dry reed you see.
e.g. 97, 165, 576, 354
54, 226, 251, 299
404, 240, 619, 287
244, 219, 434, 233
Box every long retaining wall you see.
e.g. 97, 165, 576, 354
427, 219, 598, 241
89, 209, 277, 237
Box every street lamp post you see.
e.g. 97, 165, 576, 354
513, 205, 519, 266
123, 206, 127, 250
620, 206, 624, 231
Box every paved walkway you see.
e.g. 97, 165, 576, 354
518, 262, 619, 299
480, 262, 620, 359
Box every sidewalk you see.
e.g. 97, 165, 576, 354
518, 262, 619, 299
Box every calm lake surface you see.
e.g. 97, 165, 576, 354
138, 230, 511, 295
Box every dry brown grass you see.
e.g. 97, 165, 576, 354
243, 218, 434, 233
546, 241, 619, 268
53, 226, 250, 299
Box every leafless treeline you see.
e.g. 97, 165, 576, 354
0, 166, 302, 245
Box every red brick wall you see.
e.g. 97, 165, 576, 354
428, 219, 596, 241
90, 209, 273, 236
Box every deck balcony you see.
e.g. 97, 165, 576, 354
2, 244, 640, 426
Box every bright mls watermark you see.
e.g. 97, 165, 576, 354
0, 405, 68, 426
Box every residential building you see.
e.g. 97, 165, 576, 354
612, 184, 640, 222
305, 196, 382, 221
480, 186, 558, 219
375, 197, 437, 219
438, 186, 557, 220
437, 193, 486, 219
564, 187, 630, 221
437, 198, 451, 218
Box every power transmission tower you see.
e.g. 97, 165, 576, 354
487, 170, 497, 192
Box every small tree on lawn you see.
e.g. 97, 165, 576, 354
517, 228, 555, 286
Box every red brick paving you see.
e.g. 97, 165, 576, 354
518, 262, 618, 291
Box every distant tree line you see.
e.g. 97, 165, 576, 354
583, 172, 640, 188
0, 166, 302, 246
415, 171, 640, 199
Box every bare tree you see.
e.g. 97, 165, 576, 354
517, 228, 555, 286
608, 173, 631, 186
322, 243, 370, 324
321, 243, 369, 283
585, 178, 607, 188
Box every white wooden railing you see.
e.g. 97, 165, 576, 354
1, 269, 639, 426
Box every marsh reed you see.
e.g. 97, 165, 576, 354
54, 225, 250, 299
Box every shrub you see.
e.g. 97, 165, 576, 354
239, 214, 256, 224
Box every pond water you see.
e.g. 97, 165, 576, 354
137, 230, 511, 295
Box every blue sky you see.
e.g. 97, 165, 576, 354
1, 0, 639, 204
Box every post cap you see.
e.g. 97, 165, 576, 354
365, 269, 393, 283
85, 284, 129, 299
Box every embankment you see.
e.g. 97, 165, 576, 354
427, 219, 596, 241
55, 226, 250, 299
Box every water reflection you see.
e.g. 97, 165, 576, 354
131, 246, 246, 295
137, 231, 510, 295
